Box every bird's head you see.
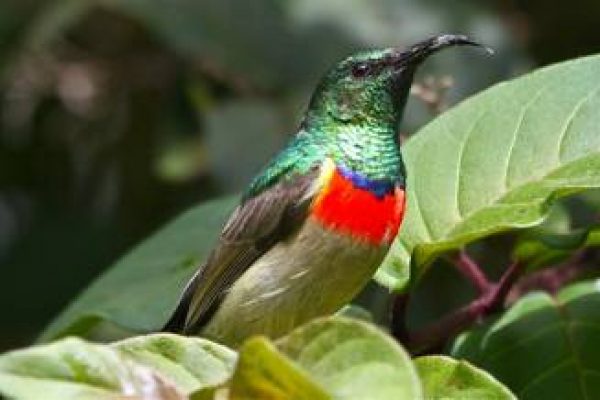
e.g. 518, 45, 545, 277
304, 34, 489, 130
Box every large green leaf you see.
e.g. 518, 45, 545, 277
415, 355, 516, 399
377, 54, 600, 290
451, 279, 600, 399
0, 334, 236, 400
229, 317, 424, 399
4, 318, 424, 400
114, 334, 237, 395
40, 196, 238, 342
229, 337, 330, 400
276, 317, 423, 400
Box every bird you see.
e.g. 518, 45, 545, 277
163, 34, 487, 346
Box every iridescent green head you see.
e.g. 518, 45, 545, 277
291, 34, 488, 182
305, 34, 487, 130
247, 35, 488, 196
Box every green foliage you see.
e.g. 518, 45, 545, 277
41, 53, 600, 343
40, 196, 237, 342
1, 317, 515, 400
512, 204, 592, 271
452, 279, 600, 399
415, 355, 516, 399
113, 334, 236, 394
43, 57, 600, 339
229, 337, 330, 400
0, 334, 234, 400
0, 0, 518, 346
378, 54, 600, 290
6, 6, 600, 397
276, 318, 422, 400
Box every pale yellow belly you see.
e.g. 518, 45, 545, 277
202, 217, 387, 346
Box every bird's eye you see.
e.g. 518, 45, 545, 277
351, 63, 370, 78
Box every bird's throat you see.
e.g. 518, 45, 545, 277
311, 160, 405, 245
327, 122, 404, 183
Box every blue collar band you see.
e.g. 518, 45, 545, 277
337, 165, 400, 198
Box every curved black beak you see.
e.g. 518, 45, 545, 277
390, 34, 493, 70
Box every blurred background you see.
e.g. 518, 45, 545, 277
1, 0, 599, 351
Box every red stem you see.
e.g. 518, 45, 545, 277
400, 260, 523, 354
452, 250, 491, 294
507, 250, 590, 304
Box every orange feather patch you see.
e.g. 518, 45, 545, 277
312, 167, 405, 245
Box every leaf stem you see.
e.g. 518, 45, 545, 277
452, 250, 492, 294
395, 260, 523, 355
507, 250, 591, 303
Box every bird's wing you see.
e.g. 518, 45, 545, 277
163, 165, 322, 334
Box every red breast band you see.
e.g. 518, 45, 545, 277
312, 167, 405, 245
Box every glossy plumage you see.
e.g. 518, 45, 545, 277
163, 34, 485, 345
312, 159, 405, 245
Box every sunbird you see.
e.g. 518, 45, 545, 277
164, 34, 486, 346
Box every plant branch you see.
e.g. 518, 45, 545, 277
507, 250, 592, 304
396, 260, 523, 355
451, 250, 492, 294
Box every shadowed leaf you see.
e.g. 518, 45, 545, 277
452, 279, 600, 399
40, 197, 238, 342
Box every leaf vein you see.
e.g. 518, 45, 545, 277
557, 83, 600, 163
455, 111, 488, 219
517, 359, 574, 396
555, 298, 590, 400
482, 322, 563, 362
503, 85, 548, 191
412, 178, 435, 241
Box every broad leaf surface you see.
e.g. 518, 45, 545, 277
40, 197, 237, 342
452, 279, 600, 399
0, 339, 154, 399
276, 317, 422, 400
378, 54, 600, 290
229, 337, 330, 400
6, 319, 426, 400
415, 355, 516, 399
114, 334, 237, 395
0, 334, 236, 399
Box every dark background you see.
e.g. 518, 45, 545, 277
1, 0, 599, 351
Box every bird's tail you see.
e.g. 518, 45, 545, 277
161, 269, 200, 333
162, 301, 189, 333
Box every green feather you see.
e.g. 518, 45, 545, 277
246, 48, 408, 198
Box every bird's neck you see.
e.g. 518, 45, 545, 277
244, 121, 405, 199
306, 122, 405, 185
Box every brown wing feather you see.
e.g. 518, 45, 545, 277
163, 168, 320, 334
